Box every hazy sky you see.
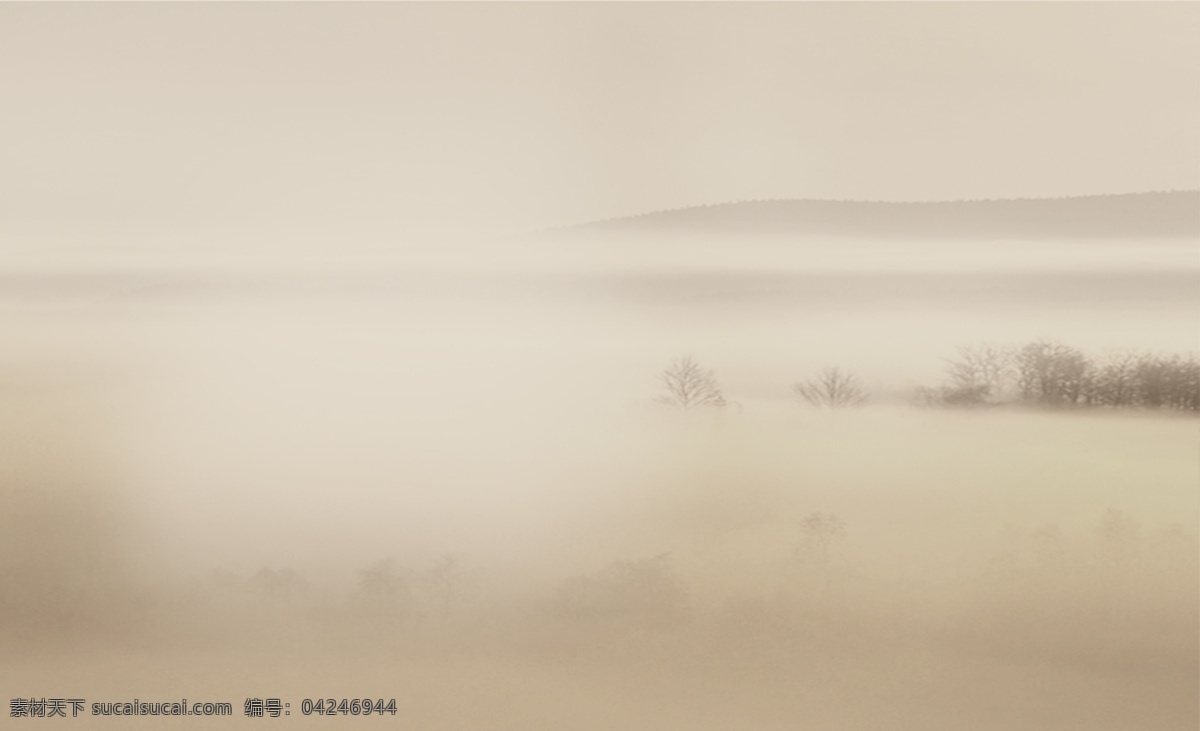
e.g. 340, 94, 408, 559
2, 2, 1198, 257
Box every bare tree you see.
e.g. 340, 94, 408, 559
943, 343, 1014, 403
1133, 353, 1199, 411
1014, 340, 1091, 407
355, 558, 417, 622
1095, 509, 1141, 569
554, 553, 689, 628
793, 367, 868, 408
796, 512, 847, 598
1090, 350, 1139, 407
798, 512, 846, 567
657, 356, 726, 410
423, 553, 474, 624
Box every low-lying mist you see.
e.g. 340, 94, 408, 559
2, 262, 1197, 729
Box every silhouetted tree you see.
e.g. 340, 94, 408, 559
1133, 353, 1199, 411
356, 559, 416, 619
943, 343, 1014, 404
1095, 509, 1140, 569
1172, 355, 1200, 411
793, 367, 868, 408
555, 553, 689, 628
656, 356, 726, 410
798, 512, 846, 567
1014, 341, 1090, 407
423, 553, 472, 624
795, 512, 847, 597
1089, 350, 1140, 407
248, 568, 307, 600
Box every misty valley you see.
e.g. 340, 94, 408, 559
2, 235, 1197, 729
4, 1, 1199, 727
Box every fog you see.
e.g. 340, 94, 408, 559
2, 233, 1197, 728
4, 2, 1199, 727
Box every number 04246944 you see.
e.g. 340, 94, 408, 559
300, 699, 397, 716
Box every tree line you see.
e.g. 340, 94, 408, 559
917, 341, 1199, 411
657, 341, 1199, 413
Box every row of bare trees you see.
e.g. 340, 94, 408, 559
656, 344, 1198, 413
919, 341, 1199, 411
657, 356, 868, 410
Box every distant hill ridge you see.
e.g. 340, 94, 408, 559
549, 191, 1200, 240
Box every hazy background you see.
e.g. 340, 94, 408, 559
1, 3, 1198, 730
1, 2, 1198, 263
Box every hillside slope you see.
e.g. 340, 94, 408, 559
552, 191, 1200, 240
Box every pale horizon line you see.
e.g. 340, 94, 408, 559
527, 189, 1200, 235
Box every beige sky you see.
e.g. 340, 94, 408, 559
1, 2, 1197, 256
